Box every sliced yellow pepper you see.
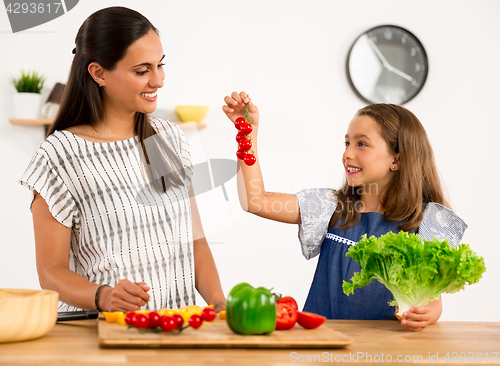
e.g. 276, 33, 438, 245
115, 312, 127, 325
176, 305, 202, 322
134, 310, 150, 315
103, 310, 152, 326
157, 305, 214, 322
158, 309, 177, 317
177, 305, 203, 314
103, 312, 119, 323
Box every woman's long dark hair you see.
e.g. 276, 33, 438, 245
330, 103, 449, 232
47, 6, 185, 192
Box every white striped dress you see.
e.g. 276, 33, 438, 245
19, 118, 196, 312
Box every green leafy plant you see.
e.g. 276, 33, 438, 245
11, 70, 46, 93
342, 231, 486, 318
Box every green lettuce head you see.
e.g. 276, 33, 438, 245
342, 231, 486, 318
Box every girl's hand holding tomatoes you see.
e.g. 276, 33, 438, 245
222, 91, 259, 127
221, 92, 300, 223
223, 91, 260, 166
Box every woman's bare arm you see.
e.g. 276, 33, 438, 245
31, 191, 150, 312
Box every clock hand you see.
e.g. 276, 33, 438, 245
386, 65, 414, 82
366, 36, 391, 68
366, 36, 414, 82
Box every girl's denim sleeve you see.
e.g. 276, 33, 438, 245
418, 203, 468, 246
295, 188, 337, 259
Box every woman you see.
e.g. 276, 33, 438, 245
19, 7, 225, 312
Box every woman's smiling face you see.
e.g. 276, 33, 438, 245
343, 114, 398, 192
101, 29, 165, 117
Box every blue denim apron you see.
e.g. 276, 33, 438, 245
303, 212, 404, 320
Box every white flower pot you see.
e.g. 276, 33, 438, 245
13, 92, 42, 119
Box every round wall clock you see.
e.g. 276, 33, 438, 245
347, 25, 428, 105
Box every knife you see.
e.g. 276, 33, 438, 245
57, 310, 99, 322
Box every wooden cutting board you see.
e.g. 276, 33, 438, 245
98, 319, 352, 349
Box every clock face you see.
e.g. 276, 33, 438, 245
347, 25, 428, 105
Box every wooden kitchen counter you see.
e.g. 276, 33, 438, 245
0, 319, 498, 365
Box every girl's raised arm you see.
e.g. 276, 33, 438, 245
223, 91, 300, 225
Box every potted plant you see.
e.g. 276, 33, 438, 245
11, 70, 46, 120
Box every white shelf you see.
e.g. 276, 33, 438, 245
9, 119, 206, 130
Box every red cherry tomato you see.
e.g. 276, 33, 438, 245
132, 313, 149, 329
239, 122, 253, 135
189, 314, 203, 329
172, 314, 184, 328
148, 311, 161, 329
277, 296, 298, 311
201, 307, 216, 322
296, 311, 326, 329
125, 312, 136, 326
275, 303, 298, 330
243, 154, 256, 166
236, 131, 246, 143
236, 148, 248, 161
235, 117, 246, 130
160, 316, 178, 332
238, 138, 252, 151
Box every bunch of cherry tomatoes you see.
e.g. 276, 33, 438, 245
234, 101, 256, 166
125, 307, 217, 333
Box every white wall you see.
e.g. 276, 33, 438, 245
1, 0, 498, 322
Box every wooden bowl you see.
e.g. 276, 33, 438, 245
0, 288, 58, 343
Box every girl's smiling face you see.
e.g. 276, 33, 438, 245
101, 29, 165, 118
343, 114, 399, 193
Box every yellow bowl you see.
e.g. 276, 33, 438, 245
0, 288, 59, 343
175, 105, 209, 123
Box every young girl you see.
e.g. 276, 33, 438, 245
18, 7, 225, 313
222, 91, 467, 332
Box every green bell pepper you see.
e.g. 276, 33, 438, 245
226, 282, 276, 335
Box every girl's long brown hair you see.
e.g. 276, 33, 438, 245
330, 103, 449, 232
47, 7, 184, 192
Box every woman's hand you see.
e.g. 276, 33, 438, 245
100, 280, 150, 312
222, 91, 259, 125
214, 301, 226, 313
